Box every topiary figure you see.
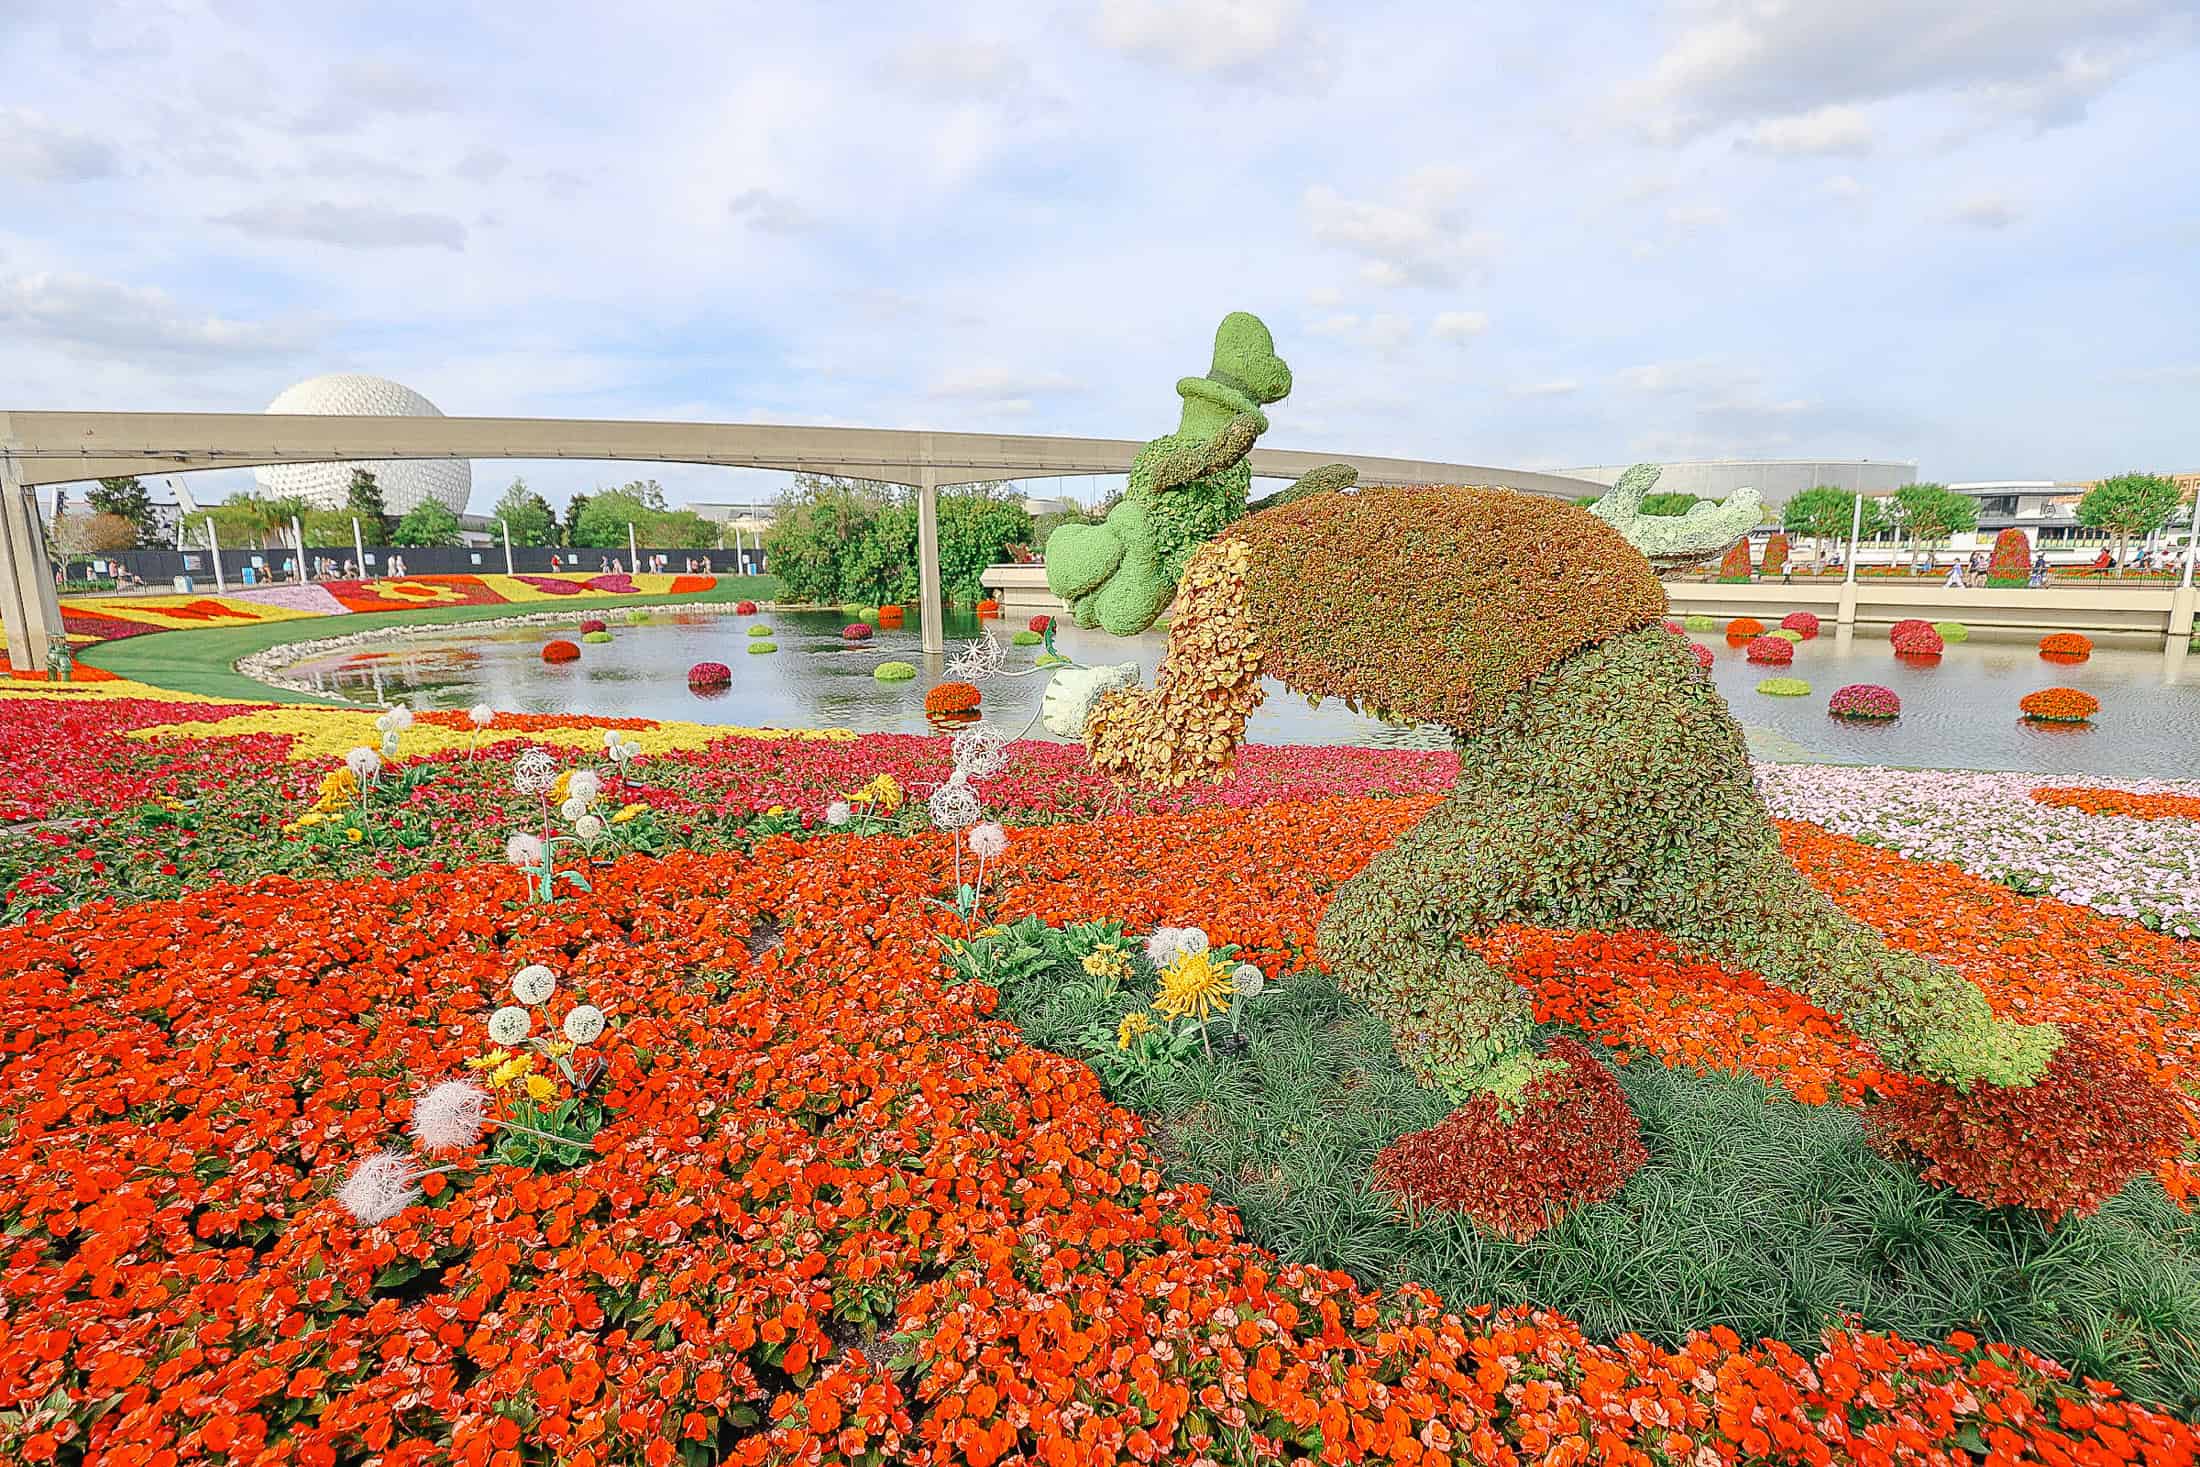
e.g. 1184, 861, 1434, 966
1716, 538, 1755, 582
1760, 532, 1789, 578
1048, 483, 2126, 1226
1986, 528, 2033, 588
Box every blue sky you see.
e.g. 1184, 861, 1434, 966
2, 0, 2195, 513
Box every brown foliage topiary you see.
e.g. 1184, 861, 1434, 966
1230, 486, 1665, 737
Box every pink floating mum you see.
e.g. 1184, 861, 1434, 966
1780, 611, 1820, 638
1828, 684, 1899, 720
1744, 635, 1793, 665
687, 661, 731, 689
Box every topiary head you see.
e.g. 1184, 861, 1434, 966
1183, 311, 1292, 412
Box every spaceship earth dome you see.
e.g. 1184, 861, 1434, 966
252, 373, 472, 515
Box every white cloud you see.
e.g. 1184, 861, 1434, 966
1665, 203, 1729, 232
454, 146, 509, 183
293, 59, 455, 134
881, 38, 1037, 98
1512, 379, 1580, 397
1307, 312, 1412, 351
1953, 194, 2021, 229
1736, 104, 1876, 156
1306, 286, 1344, 308
1822, 173, 1865, 198
927, 367, 1082, 399
0, 107, 118, 182
1430, 310, 1488, 341
728, 188, 821, 235
1094, 0, 1305, 73
212, 201, 468, 250
1622, 0, 2187, 139
1304, 166, 1494, 288
0, 272, 309, 360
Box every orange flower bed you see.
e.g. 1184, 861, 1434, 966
922, 680, 981, 714
2020, 686, 2101, 723
2033, 786, 2200, 822
4, 801, 2198, 1462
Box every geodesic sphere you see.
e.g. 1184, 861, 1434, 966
253, 373, 471, 515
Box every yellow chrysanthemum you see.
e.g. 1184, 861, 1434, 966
550, 771, 574, 803
344, 827, 364, 844
847, 773, 904, 813
1154, 949, 1236, 1025
610, 802, 649, 824
466, 1049, 512, 1071
1117, 1010, 1157, 1050
1082, 944, 1132, 980
524, 1073, 556, 1101
489, 1052, 535, 1090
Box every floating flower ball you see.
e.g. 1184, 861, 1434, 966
975, 599, 1001, 618
1684, 614, 1717, 632
878, 605, 905, 629
1744, 635, 1794, 665
925, 681, 982, 715
1933, 621, 1969, 643
1689, 642, 1715, 670
747, 641, 776, 654
1829, 684, 1900, 720
2040, 631, 2093, 662
747, 625, 773, 638
842, 623, 873, 642
1888, 619, 1944, 657
874, 661, 917, 681
1726, 617, 1766, 641
687, 661, 731, 689
735, 600, 759, 615
1028, 614, 1053, 634
858, 606, 881, 622
542, 639, 580, 663
2020, 687, 2100, 723
1780, 611, 1820, 638
581, 631, 613, 644
1769, 627, 1804, 644
579, 618, 607, 635
1010, 629, 1043, 646
1756, 678, 1811, 696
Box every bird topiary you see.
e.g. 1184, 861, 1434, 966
1986, 527, 2033, 588
874, 661, 917, 681
1756, 677, 1811, 696
1744, 635, 1794, 665
1829, 684, 1900, 720
687, 662, 731, 689
1780, 611, 1820, 639
541, 640, 580, 663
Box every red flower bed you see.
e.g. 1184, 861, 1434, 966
841, 622, 872, 642
1865, 1025, 2186, 1222
1829, 683, 1900, 719
1, 814, 2194, 1462
1374, 1037, 1646, 1239
2032, 786, 2200, 821
923, 681, 980, 714
322, 575, 506, 614
1780, 610, 1820, 638
686, 661, 731, 689
1889, 619, 1944, 656
1744, 634, 1794, 664
2021, 687, 2100, 723
540, 639, 580, 663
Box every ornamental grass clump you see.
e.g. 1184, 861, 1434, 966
2021, 687, 2101, 724
1828, 684, 1900, 719
1744, 635, 1794, 665
581, 630, 612, 644
1864, 1025, 2185, 1223
874, 660, 916, 681
1374, 1036, 1646, 1240
1683, 614, 1716, 632
1934, 621, 1970, 642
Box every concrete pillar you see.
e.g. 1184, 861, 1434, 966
0, 461, 64, 674
916, 457, 944, 656
353, 517, 367, 580
500, 517, 514, 575
205, 516, 226, 593
1836, 492, 1863, 627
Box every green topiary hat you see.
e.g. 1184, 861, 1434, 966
1175, 311, 1292, 431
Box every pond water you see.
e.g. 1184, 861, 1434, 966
274, 607, 2200, 778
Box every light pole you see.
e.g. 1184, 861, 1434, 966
352, 516, 367, 580
205, 517, 226, 593
1844, 493, 1863, 586
627, 521, 639, 575
291, 515, 309, 582
2183, 487, 2200, 591
500, 516, 514, 575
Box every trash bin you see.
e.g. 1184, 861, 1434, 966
241, 566, 258, 586
172, 574, 195, 594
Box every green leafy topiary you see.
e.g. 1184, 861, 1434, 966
1683, 614, 1717, 632
747, 641, 776, 654
581, 630, 612, 644
874, 661, 917, 681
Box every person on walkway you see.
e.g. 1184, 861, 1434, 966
2029, 552, 2048, 588
1942, 559, 1966, 589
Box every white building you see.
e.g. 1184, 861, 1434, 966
1565, 458, 1916, 507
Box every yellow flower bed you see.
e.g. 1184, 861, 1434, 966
0, 677, 246, 706
126, 708, 855, 762
61, 595, 327, 631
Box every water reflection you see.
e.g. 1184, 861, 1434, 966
274, 611, 2197, 777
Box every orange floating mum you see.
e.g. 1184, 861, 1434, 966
2019, 687, 2099, 723
924, 681, 981, 714
541, 639, 580, 663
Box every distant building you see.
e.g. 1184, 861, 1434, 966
1951, 477, 2198, 564
1565, 458, 1916, 506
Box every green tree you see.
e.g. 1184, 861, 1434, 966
1782, 485, 1883, 570
1639, 492, 1702, 517
88, 476, 165, 547
571, 489, 662, 550
935, 483, 1033, 605
1890, 483, 1977, 572
562, 493, 591, 547
2077, 472, 2180, 576
179, 503, 270, 552
762, 476, 899, 602
301, 509, 359, 546
492, 477, 559, 546
393, 500, 464, 547
345, 469, 392, 541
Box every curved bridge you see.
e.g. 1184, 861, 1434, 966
0, 409, 1607, 666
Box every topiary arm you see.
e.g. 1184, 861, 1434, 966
1246, 462, 1358, 515
1145, 412, 1265, 492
